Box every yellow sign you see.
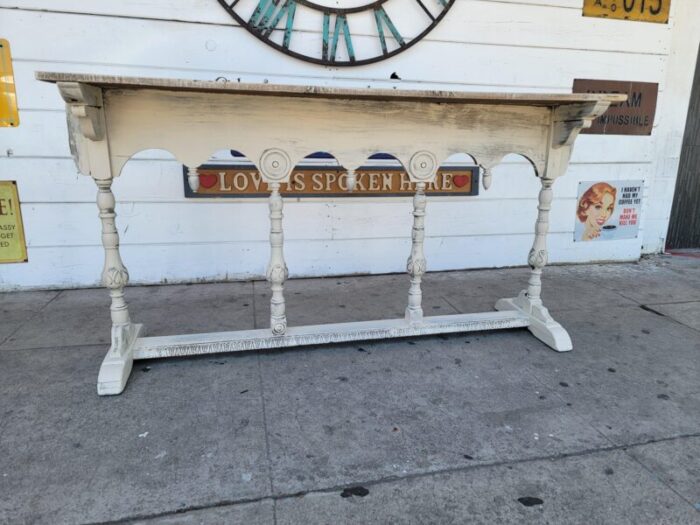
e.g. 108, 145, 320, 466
0, 39, 19, 127
0, 181, 28, 263
583, 0, 671, 24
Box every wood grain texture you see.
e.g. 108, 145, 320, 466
36, 72, 627, 106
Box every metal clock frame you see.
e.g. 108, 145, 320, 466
217, 0, 456, 66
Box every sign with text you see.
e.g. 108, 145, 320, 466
574, 180, 643, 242
0, 39, 19, 127
583, 0, 671, 24
573, 79, 658, 135
184, 165, 479, 198
0, 181, 28, 263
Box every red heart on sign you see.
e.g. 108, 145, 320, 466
199, 173, 218, 189
453, 175, 470, 188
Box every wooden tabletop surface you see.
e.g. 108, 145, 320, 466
36, 71, 628, 106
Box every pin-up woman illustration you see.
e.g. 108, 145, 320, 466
577, 182, 617, 241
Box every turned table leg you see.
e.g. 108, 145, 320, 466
267, 182, 288, 336
95, 178, 143, 395
495, 177, 572, 351
526, 179, 553, 305
405, 182, 427, 324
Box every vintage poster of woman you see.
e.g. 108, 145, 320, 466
575, 180, 644, 242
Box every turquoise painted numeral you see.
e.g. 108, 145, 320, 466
248, 0, 271, 26
373, 7, 405, 55
249, 0, 297, 48
414, 0, 449, 21
322, 13, 355, 63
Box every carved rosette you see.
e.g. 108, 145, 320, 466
270, 319, 287, 337
528, 249, 548, 270
406, 256, 427, 276
103, 266, 130, 289
266, 263, 289, 284
408, 151, 438, 182
259, 148, 292, 182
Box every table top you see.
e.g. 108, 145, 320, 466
36, 72, 627, 107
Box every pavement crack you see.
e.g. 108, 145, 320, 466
640, 304, 666, 316
255, 353, 276, 519
441, 295, 463, 314
87, 431, 700, 525
0, 290, 62, 347
638, 303, 700, 335
643, 299, 700, 307
623, 447, 699, 513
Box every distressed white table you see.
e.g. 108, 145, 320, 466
37, 72, 625, 395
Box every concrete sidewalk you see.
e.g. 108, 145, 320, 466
1, 255, 700, 524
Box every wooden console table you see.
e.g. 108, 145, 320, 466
37, 72, 625, 395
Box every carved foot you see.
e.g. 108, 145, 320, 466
495, 291, 572, 352
97, 323, 143, 395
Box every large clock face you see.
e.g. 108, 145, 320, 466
218, 0, 455, 66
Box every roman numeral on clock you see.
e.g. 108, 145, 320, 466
373, 7, 405, 55
414, 0, 448, 21
249, 0, 297, 48
219, 0, 455, 66
322, 13, 355, 63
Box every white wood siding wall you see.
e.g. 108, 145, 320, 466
0, 0, 698, 289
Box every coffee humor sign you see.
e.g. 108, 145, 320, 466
575, 180, 643, 242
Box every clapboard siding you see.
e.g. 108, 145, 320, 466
9, 177, 650, 256
0, 157, 649, 204
0, 0, 696, 289
0, 234, 643, 290
0, 1, 594, 21
0, 1, 671, 54
17, 199, 591, 247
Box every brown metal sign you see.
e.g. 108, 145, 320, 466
573, 79, 658, 136
582, 0, 671, 24
184, 165, 479, 198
